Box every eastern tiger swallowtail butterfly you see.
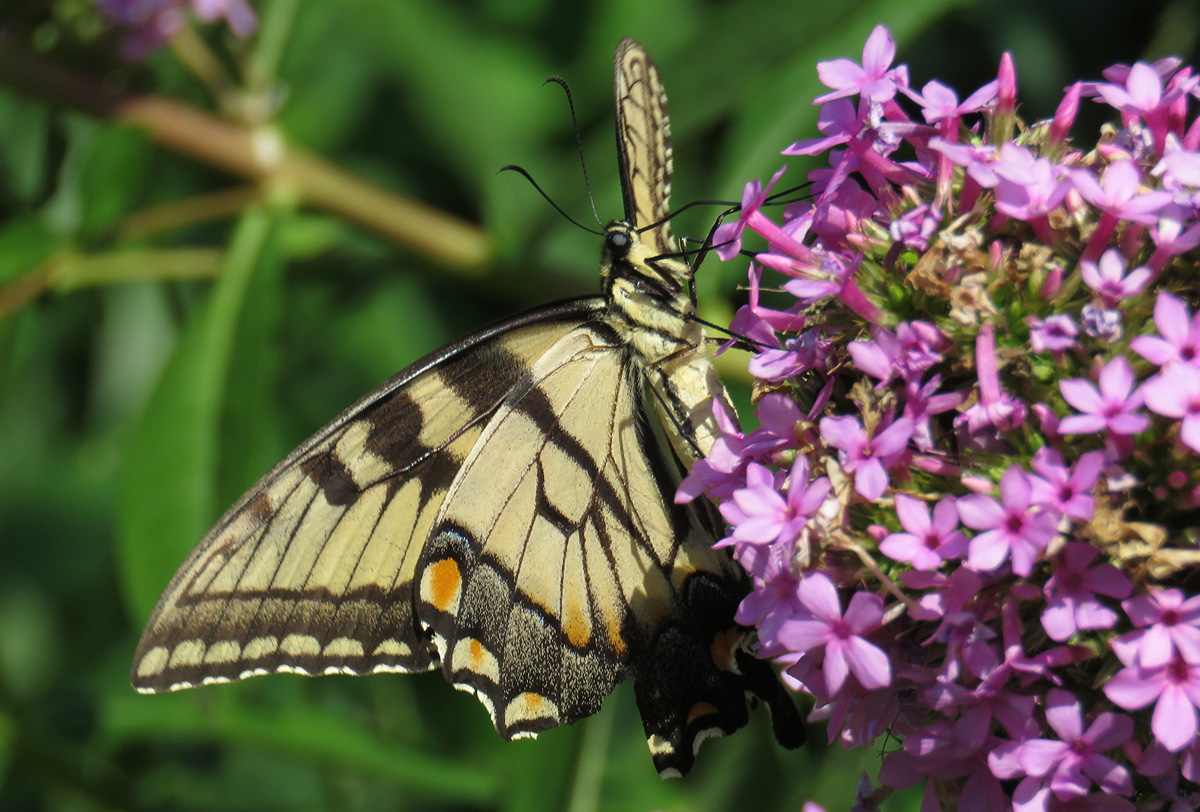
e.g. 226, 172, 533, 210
131, 37, 803, 777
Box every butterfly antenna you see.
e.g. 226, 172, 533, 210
546, 75, 603, 228
765, 180, 814, 206
498, 165, 603, 235
692, 315, 771, 352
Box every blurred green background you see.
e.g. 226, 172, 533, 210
0, 1, 1197, 810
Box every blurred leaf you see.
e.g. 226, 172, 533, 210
0, 583, 62, 700
100, 691, 497, 804
0, 91, 52, 203
216, 229, 286, 508
117, 208, 278, 620
0, 216, 59, 286
0, 712, 10, 794
76, 125, 152, 239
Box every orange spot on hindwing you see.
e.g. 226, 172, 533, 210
468, 638, 485, 668
687, 702, 720, 725
424, 558, 462, 614
711, 628, 742, 672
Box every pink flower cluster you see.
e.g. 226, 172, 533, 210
98, 0, 257, 58
683, 25, 1200, 811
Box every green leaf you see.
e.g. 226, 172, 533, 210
100, 691, 497, 803
0, 217, 59, 287
117, 208, 278, 621
76, 125, 152, 239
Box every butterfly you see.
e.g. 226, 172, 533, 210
131, 37, 803, 778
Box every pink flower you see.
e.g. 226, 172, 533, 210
1090, 61, 1193, 152
99, 0, 256, 57
1028, 448, 1103, 522
1072, 160, 1172, 224
848, 321, 947, 383
879, 494, 967, 570
1104, 656, 1200, 752
719, 460, 831, 549
1058, 356, 1149, 436
984, 145, 1072, 222
956, 323, 1027, 435
778, 573, 892, 693
1028, 314, 1079, 354
676, 399, 746, 502
1131, 290, 1200, 369
1000, 689, 1134, 799
1078, 249, 1153, 307
1112, 588, 1200, 668
714, 166, 789, 260
819, 415, 913, 500
958, 466, 1059, 576
1040, 543, 1131, 641
908, 78, 999, 124
813, 24, 908, 104
1142, 362, 1200, 452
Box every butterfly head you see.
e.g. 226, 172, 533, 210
601, 220, 690, 302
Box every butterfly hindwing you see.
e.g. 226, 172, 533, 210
413, 318, 761, 773
131, 299, 605, 691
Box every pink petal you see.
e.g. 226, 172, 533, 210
1152, 684, 1200, 752
1058, 414, 1108, 434
1042, 601, 1078, 641
777, 618, 833, 652
1017, 739, 1071, 777
1125, 62, 1164, 110
1083, 712, 1134, 750
855, 457, 889, 500
967, 530, 1010, 572
894, 493, 931, 534
931, 497, 960, 534
797, 572, 843, 623
733, 516, 785, 543
1137, 623, 1176, 666
873, 417, 915, 457
1107, 413, 1150, 435
1155, 290, 1190, 345
820, 415, 865, 451
880, 533, 932, 568
844, 590, 885, 632
844, 636, 892, 689
1104, 665, 1163, 709
1060, 379, 1103, 412
816, 59, 867, 92
823, 641, 850, 694
1080, 753, 1133, 796
1074, 601, 1119, 632
1081, 562, 1130, 599
957, 493, 1005, 530
1044, 689, 1084, 740
861, 25, 895, 76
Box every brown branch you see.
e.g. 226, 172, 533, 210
0, 43, 493, 272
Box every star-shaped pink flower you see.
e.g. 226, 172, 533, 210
1058, 356, 1149, 436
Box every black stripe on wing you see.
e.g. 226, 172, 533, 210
131, 298, 609, 692
614, 37, 675, 255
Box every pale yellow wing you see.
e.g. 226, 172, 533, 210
131, 300, 605, 691
614, 37, 675, 255
412, 318, 757, 775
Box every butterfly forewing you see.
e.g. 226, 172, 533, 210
614, 38, 675, 255
132, 38, 802, 779
131, 300, 605, 691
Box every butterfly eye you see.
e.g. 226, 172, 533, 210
606, 230, 631, 256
